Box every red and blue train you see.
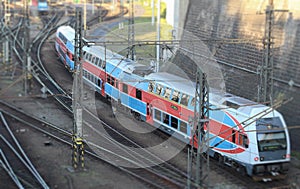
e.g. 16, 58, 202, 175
55, 25, 290, 181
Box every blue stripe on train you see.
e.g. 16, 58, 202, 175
208, 133, 237, 150
210, 110, 236, 128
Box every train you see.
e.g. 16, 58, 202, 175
38, 0, 49, 14
55, 25, 290, 181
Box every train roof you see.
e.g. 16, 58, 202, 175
145, 72, 196, 96
57, 26, 75, 41
211, 92, 283, 118
84, 45, 154, 76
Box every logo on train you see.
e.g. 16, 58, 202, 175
171, 105, 178, 111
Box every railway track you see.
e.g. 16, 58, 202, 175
1, 6, 191, 189
0, 99, 188, 189
36, 7, 294, 189
0, 109, 49, 189
3, 4, 295, 189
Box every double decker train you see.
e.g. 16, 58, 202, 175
55, 25, 290, 181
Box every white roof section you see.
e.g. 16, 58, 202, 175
57, 26, 75, 41
145, 72, 196, 96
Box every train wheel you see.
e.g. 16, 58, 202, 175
214, 153, 223, 164
133, 112, 141, 121
237, 166, 247, 176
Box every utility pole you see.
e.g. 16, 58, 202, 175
188, 69, 210, 188
72, 7, 84, 169
23, 0, 31, 95
156, 0, 160, 72
127, 0, 135, 60
119, 0, 124, 29
258, 0, 288, 104
3, 0, 11, 75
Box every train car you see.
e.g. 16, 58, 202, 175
38, 0, 49, 14
55, 26, 290, 181
55, 26, 75, 70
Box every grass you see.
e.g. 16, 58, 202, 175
292, 151, 300, 160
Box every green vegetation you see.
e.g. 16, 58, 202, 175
135, 0, 167, 23
292, 151, 300, 160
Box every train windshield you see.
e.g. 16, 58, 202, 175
257, 132, 287, 152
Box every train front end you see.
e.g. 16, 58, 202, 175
250, 110, 290, 181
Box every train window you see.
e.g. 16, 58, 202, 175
163, 113, 170, 125
180, 121, 187, 134
232, 130, 236, 144
88, 55, 92, 62
148, 81, 155, 92
164, 87, 171, 99
171, 90, 180, 102
180, 94, 190, 106
90, 74, 94, 82
154, 109, 161, 121
111, 77, 115, 86
191, 98, 196, 107
107, 75, 111, 83
116, 81, 119, 89
83, 51, 86, 56
123, 84, 128, 94
102, 61, 106, 69
97, 79, 101, 87
155, 84, 163, 95
92, 57, 96, 64
136, 89, 142, 100
239, 134, 248, 148
59, 33, 67, 44
95, 57, 100, 66
171, 116, 178, 129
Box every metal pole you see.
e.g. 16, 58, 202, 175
72, 7, 84, 169
259, 0, 274, 104
127, 0, 135, 60
191, 69, 210, 188
23, 0, 30, 95
156, 0, 160, 72
92, 0, 94, 14
151, 0, 154, 25
84, 0, 87, 36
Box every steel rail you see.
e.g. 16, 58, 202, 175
0, 113, 49, 189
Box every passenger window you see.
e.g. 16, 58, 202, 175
97, 79, 101, 87
232, 130, 236, 144
156, 84, 163, 95
171, 116, 178, 129
148, 81, 155, 92
163, 113, 169, 125
92, 56, 96, 64
107, 75, 111, 83
136, 89, 142, 100
154, 109, 161, 121
239, 134, 248, 148
88, 54, 92, 62
180, 121, 187, 134
95, 57, 100, 66
102, 61, 106, 69
172, 90, 180, 102
111, 77, 115, 86
123, 84, 128, 94
164, 87, 171, 99
191, 98, 196, 107
91, 74, 94, 82
180, 94, 190, 106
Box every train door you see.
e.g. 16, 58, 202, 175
136, 89, 142, 100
